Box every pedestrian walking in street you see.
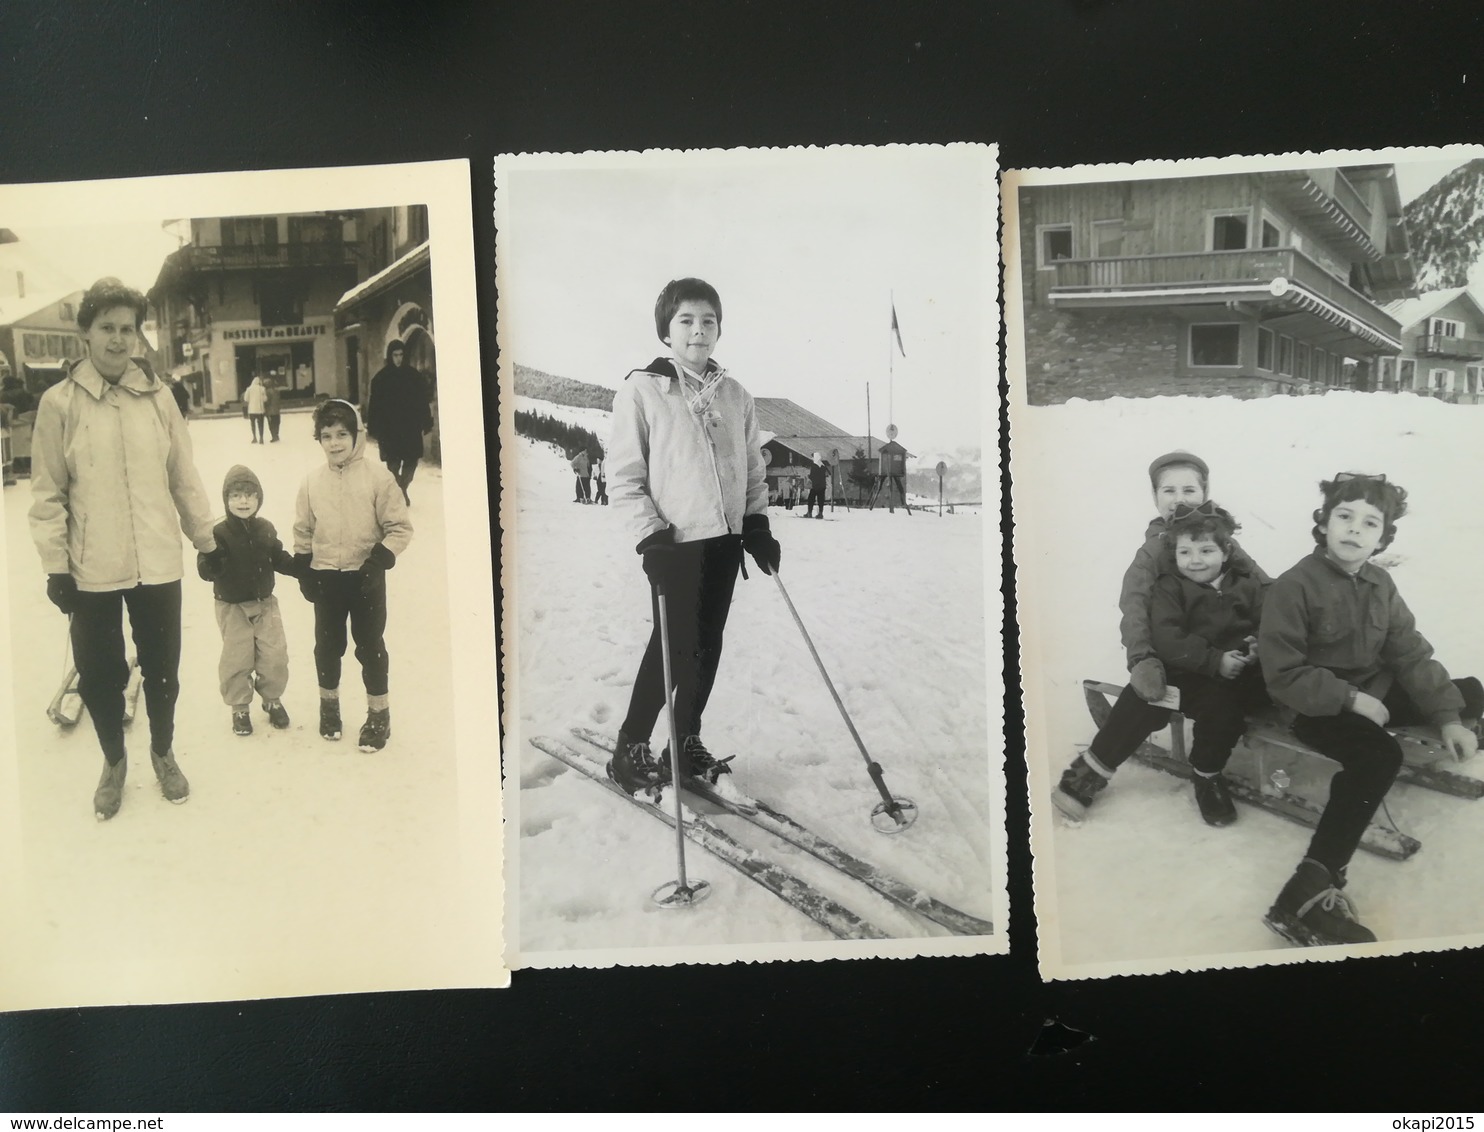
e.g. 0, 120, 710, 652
264, 374, 283, 442
365, 339, 433, 505
244, 375, 267, 443
28, 277, 218, 820
293, 399, 413, 752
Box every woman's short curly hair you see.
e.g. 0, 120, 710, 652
1311, 476, 1408, 554
77, 277, 148, 331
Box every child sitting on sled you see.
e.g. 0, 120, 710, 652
1055, 502, 1269, 826
1259, 473, 1482, 948
1117, 450, 1270, 704
603, 277, 780, 803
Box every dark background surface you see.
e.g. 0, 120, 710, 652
4, 0, 1484, 1111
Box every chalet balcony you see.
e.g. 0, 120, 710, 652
173, 241, 363, 272
1416, 333, 1484, 359
1048, 247, 1402, 350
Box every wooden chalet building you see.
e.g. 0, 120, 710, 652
1018, 165, 1416, 403
1378, 288, 1484, 405
754, 397, 905, 507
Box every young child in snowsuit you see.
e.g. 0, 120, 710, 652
198, 465, 299, 736
1259, 474, 1482, 947
293, 400, 413, 752
605, 277, 780, 802
1119, 451, 1270, 703
1055, 503, 1269, 826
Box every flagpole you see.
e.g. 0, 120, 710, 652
888, 290, 894, 436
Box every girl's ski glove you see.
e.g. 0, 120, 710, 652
741, 514, 781, 576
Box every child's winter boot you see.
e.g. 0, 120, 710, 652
358, 708, 391, 752
1192, 771, 1237, 827
232, 707, 253, 737
606, 730, 668, 798
263, 699, 290, 729
1052, 752, 1111, 821
1264, 857, 1377, 947
319, 694, 342, 741
94, 756, 127, 821
150, 747, 190, 804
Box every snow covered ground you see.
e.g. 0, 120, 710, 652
0, 411, 500, 1009
504, 396, 1004, 965
1015, 391, 1484, 976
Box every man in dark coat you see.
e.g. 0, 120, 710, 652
365, 339, 434, 504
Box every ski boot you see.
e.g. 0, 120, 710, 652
320, 696, 342, 741
1192, 771, 1237, 827
263, 699, 290, 730
232, 707, 253, 737
358, 708, 391, 753
605, 731, 669, 799
1051, 752, 1111, 822
663, 735, 747, 806
150, 748, 190, 804
94, 756, 127, 822
1264, 858, 1377, 947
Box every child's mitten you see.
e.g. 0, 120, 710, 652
637, 526, 682, 590
741, 514, 781, 576
1130, 657, 1167, 701
362, 543, 396, 571
45, 573, 78, 615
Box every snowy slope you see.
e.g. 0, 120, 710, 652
0, 413, 494, 1008
505, 398, 1001, 962
1016, 391, 1484, 974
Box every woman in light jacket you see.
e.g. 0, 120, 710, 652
29, 278, 218, 820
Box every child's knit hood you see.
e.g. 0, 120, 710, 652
221, 464, 263, 517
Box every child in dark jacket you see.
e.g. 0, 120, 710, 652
1259, 474, 1482, 948
1120, 451, 1270, 702
198, 464, 300, 736
1056, 503, 1268, 827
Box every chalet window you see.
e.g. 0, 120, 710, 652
23, 332, 45, 358
1430, 368, 1452, 393
1468, 365, 1482, 394
1296, 342, 1311, 381
1208, 210, 1249, 251
58, 301, 75, 321
1429, 317, 1462, 339
1398, 358, 1416, 389
1037, 224, 1073, 268
257, 278, 305, 326
46, 334, 66, 358
1377, 357, 1395, 389
1091, 219, 1124, 257
1278, 335, 1294, 376
62, 336, 82, 360
222, 216, 278, 248
1190, 323, 1240, 367
1260, 215, 1282, 248
287, 214, 340, 245
1314, 348, 1327, 385
1257, 327, 1274, 370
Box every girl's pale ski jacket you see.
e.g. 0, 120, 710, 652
293, 413, 413, 570
29, 358, 218, 591
607, 357, 768, 547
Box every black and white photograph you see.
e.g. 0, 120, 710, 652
1006, 147, 1484, 978
496, 145, 1005, 966
0, 161, 505, 1010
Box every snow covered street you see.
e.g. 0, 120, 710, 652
504, 399, 1003, 964
0, 410, 497, 1008
1016, 392, 1484, 975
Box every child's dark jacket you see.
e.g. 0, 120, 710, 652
202, 464, 298, 603
1119, 515, 1270, 669
1259, 547, 1464, 726
1150, 563, 1264, 678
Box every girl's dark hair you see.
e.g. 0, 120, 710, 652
1162, 504, 1240, 557
313, 399, 359, 440
1311, 476, 1408, 553
78, 277, 149, 331
654, 278, 722, 342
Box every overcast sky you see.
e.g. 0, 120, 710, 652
501, 147, 997, 456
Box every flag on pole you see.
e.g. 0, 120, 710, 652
890, 300, 906, 357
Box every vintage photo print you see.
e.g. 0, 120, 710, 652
0, 160, 505, 1009
495, 145, 1005, 968
1006, 146, 1484, 979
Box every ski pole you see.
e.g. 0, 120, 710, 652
652, 582, 710, 906
770, 571, 917, 833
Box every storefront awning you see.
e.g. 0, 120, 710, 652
334, 242, 431, 316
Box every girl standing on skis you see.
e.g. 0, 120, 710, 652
603, 277, 780, 801
1259, 473, 1482, 947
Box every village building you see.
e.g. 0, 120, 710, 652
148, 207, 428, 411
1378, 288, 1484, 405
0, 289, 86, 393
755, 397, 906, 507
1017, 165, 1416, 403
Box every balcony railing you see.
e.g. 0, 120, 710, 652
1416, 333, 1484, 359
176, 241, 362, 271
1329, 170, 1375, 238
1050, 247, 1400, 340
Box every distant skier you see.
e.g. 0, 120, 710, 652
293, 399, 413, 752
804, 453, 829, 518
570, 448, 592, 503
1054, 502, 1268, 827
197, 464, 301, 737
592, 455, 608, 505
1115, 451, 1270, 706
604, 277, 780, 801
1259, 473, 1482, 947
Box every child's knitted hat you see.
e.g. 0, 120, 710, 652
1148, 450, 1210, 489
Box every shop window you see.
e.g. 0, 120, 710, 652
1190, 323, 1240, 367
